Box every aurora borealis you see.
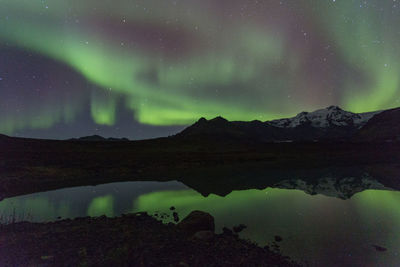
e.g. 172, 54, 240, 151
1, 0, 400, 139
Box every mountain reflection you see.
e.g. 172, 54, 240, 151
1, 182, 399, 266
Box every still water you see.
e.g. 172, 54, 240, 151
0, 181, 399, 266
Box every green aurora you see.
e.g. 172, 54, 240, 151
0, 0, 399, 137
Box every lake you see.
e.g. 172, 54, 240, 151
0, 180, 399, 266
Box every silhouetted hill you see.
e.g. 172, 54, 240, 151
355, 107, 400, 142
176, 106, 388, 143
70, 135, 130, 142
178, 116, 282, 143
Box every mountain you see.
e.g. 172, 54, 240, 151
355, 107, 400, 142
177, 162, 400, 200
70, 135, 129, 142
177, 116, 283, 143
78, 135, 106, 141
267, 105, 379, 129
176, 106, 385, 143
273, 176, 390, 200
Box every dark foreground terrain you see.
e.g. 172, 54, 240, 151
0, 211, 298, 266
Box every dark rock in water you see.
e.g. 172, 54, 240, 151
271, 242, 280, 251
372, 245, 387, 252
173, 212, 179, 222
159, 212, 169, 219
193, 230, 214, 241
222, 227, 234, 235
177, 210, 215, 235
40, 255, 54, 261
274, 235, 283, 242
233, 224, 247, 233
170, 206, 175, 211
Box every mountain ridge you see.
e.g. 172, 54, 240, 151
0, 133, 9, 139
69, 135, 130, 142
176, 106, 399, 143
356, 107, 400, 142
267, 105, 381, 129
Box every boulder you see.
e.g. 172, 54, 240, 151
372, 245, 387, 252
192, 230, 214, 241
173, 212, 179, 222
177, 211, 215, 235
233, 224, 247, 233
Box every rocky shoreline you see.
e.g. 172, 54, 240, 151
0, 211, 299, 266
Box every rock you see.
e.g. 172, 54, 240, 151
274, 235, 283, 242
193, 230, 214, 241
271, 242, 280, 251
177, 211, 215, 235
173, 212, 179, 222
222, 227, 234, 235
372, 245, 387, 252
41, 255, 54, 260
233, 224, 247, 233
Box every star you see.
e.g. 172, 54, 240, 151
0, 0, 399, 139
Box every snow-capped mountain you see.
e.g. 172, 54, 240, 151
273, 175, 391, 199
176, 106, 393, 143
267, 106, 381, 129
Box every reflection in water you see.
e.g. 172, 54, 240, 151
87, 195, 114, 217
0, 181, 399, 266
0, 181, 188, 221
134, 188, 400, 266
0, 196, 72, 222
354, 190, 400, 259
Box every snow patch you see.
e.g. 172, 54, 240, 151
267, 106, 382, 129
273, 175, 390, 199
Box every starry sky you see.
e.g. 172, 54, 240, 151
1, 0, 399, 139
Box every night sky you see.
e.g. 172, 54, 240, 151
1, 0, 399, 139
